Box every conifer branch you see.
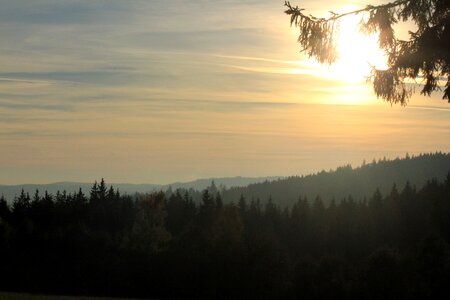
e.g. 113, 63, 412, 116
285, 0, 450, 104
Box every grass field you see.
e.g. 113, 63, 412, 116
0, 292, 145, 300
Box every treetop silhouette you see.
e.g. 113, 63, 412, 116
285, 0, 449, 105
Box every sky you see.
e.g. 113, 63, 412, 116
0, 0, 449, 184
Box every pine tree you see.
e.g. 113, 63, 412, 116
90, 181, 99, 203
13, 189, 31, 218
98, 178, 107, 201
285, 0, 450, 104
107, 185, 116, 201
215, 192, 223, 211
0, 195, 10, 221
32, 189, 40, 205
238, 193, 247, 214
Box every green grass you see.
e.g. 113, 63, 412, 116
0, 292, 146, 300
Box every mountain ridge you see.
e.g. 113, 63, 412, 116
0, 176, 282, 202
2, 153, 449, 206
221, 152, 450, 206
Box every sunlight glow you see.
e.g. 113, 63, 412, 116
287, 9, 389, 86
285, 10, 390, 105
326, 13, 388, 82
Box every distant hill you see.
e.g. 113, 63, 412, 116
167, 176, 284, 191
0, 176, 281, 202
222, 152, 450, 206
2, 153, 449, 206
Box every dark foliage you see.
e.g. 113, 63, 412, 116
222, 152, 450, 207
0, 171, 450, 299
285, 0, 450, 104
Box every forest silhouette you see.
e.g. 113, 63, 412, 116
0, 154, 449, 299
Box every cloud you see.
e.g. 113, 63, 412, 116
408, 105, 450, 112
0, 100, 73, 112
0, 0, 448, 184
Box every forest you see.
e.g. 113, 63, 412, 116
221, 152, 450, 207
1, 158, 450, 299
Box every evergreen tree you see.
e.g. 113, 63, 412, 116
90, 181, 99, 203
238, 193, 247, 213
198, 189, 215, 228
285, 0, 450, 104
32, 189, 40, 205
12, 189, 31, 218
215, 192, 223, 211
130, 192, 171, 253
98, 178, 107, 201
0, 195, 10, 221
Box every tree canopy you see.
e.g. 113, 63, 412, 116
285, 0, 449, 105
1, 174, 450, 298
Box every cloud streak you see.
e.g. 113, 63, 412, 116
0, 0, 448, 184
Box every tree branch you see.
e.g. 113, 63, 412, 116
284, 0, 412, 24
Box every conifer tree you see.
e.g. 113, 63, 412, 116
238, 193, 247, 214
98, 178, 107, 201
0, 195, 10, 221
285, 0, 450, 104
90, 181, 99, 203
13, 189, 31, 217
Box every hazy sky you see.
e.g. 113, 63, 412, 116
1, 0, 449, 184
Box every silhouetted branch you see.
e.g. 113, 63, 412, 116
285, 0, 450, 104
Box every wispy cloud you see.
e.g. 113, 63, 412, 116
0, 0, 448, 184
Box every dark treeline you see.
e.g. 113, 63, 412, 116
222, 152, 450, 207
1, 153, 448, 207
1, 176, 450, 299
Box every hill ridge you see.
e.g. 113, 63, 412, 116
221, 152, 450, 206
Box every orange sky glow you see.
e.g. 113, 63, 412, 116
0, 0, 448, 184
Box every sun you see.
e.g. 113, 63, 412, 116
286, 6, 391, 104
326, 14, 388, 82
288, 12, 390, 105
